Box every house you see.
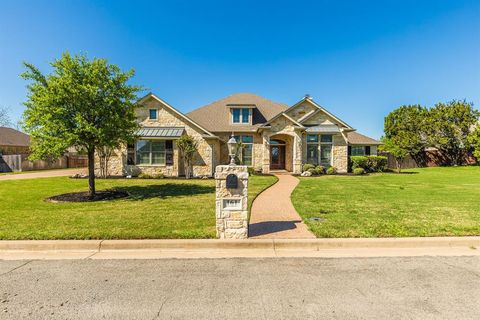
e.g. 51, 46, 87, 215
106, 93, 381, 177
0, 127, 30, 155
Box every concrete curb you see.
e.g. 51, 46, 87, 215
0, 237, 479, 252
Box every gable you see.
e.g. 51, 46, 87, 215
137, 94, 214, 137
302, 111, 340, 127
285, 101, 317, 121
283, 97, 354, 130
268, 113, 303, 133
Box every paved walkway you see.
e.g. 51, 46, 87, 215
0, 168, 85, 181
249, 173, 316, 239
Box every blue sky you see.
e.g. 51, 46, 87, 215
0, 0, 479, 138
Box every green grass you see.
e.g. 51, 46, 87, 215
0, 175, 277, 240
292, 166, 480, 238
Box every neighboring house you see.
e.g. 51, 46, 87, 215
106, 93, 381, 177
0, 127, 30, 155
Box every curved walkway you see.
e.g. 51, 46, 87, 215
249, 173, 315, 239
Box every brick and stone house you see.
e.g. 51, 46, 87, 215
106, 93, 381, 177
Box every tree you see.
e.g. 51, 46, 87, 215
0, 107, 12, 127
177, 135, 198, 179
97, 146, 114, 179
380, 136, 409, 173
468, 125, 480, 160
427, 100, 479, 165
384, 105, 428, 166
21, 52, 141, 198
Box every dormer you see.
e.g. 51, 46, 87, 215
228, 104, 255, 125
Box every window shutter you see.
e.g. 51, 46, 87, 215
166, 140, 174, 165
365, 146, 371, 155
127, 144, 135, 165
348, 146, 352, 156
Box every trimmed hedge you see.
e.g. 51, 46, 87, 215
353, 167, 365, 175
350, 155, 387, 173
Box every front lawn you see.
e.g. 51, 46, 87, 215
292, 166, 480, 238
0, 175, 277, 239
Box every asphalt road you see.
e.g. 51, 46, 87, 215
1, 256, 479, 319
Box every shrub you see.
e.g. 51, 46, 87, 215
353, 167, 365, 175
367, 156, 387, 172
247, 167, 256, 175
315, 165, 326, 174
350, 155, 387, 173
326, 166, 337, 175
138, 172, 164, 179
303, 163, 315, 172
306, 167, 323, 176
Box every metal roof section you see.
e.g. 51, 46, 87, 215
305, 124, 341, 133
136, 127, 185, 138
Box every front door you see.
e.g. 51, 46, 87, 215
270, 145, 286, 170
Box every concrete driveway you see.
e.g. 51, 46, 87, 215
1, 256, 479, 319
0, 168, 85, 181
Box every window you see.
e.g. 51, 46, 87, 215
135, 140, 173, 165
232, 108, 250, 124
306, 134, 333, 165
234, 135, 253, 166
149, 109, 158, 120
351, 146, 365, 156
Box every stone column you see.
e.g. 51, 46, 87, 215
215, 165, 249, 239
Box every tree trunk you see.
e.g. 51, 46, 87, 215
185, 158, 190, 179
87, 147, 96, 198
395, 158, 402, 173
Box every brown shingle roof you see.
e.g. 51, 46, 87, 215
347, 131, 382, 145
186, 93, 288, 132
0, 127, 30, 147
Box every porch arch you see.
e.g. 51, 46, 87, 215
262, 131, 302, 174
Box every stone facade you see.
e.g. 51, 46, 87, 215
215, 165, 249, 239
102, 96, 216, 177
216, 132, 264, 171
97, 94, 378, 177
259, 115, 303, 174
332, 135, 348, 173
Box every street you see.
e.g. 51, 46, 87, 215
1, 256, 479, 319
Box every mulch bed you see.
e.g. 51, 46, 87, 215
46, 190, 129, 203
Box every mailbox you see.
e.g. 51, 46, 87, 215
226, 174, 238, 189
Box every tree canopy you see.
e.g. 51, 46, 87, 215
0, 107, 12, 127
384, 104, 428, 166
22, 52, 142, 197
427, 100, 479, 165
384, 101, 479, 166
176, 135, 198, 179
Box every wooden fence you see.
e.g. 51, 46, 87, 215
0, 154, 88, 172
379, 150, 476, 170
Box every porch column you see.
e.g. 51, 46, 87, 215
293, 132, 303, 174
262, 133, 270, 174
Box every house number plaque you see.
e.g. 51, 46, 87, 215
223, 199, 242, 210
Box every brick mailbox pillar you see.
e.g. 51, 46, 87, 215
215, 165, 249, 239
